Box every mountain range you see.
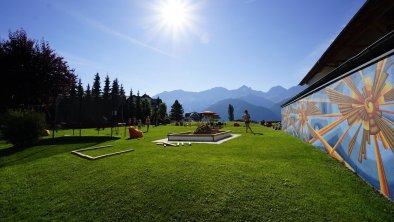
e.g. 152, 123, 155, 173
154, 85, 306, 121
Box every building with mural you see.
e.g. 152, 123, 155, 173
281, 0, 394, 201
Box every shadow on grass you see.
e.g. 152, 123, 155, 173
38, 136, 119, 145
125, 137, 144, 140
0, 136, 119, 167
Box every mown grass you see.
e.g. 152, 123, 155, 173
1, 123, 393, 221
79, 145, 134, 157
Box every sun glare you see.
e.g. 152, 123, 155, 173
160, 0, 189, 29
147, 0, 199, 41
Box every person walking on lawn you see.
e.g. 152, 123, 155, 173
145, 116, 151, 132
243, 110, 255, 134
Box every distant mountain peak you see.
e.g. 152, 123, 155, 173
238, 85, 251, 90
270, 85, 286, 90
211, 86, 227, 90
266, 85, 287, 94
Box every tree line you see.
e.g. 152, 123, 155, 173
0, 29, 187, 127
55, 72, 169, 126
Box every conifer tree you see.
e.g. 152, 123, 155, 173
170, 100, 184, 122
156, 96, 162, 105
159, 102, 167, 121
111, 78, 120, 97
85, 84, 91, 98
69, 77, 77, 99
127, 88, 135, 118
120, 84, 126, 100
141, 99, 151, 118
77, 79, 84, 99
119, 84, 126, 122
103, 75, 111, 100
135, 91, 142, 119
228, 104, 234, 121
92, 72, 101, 98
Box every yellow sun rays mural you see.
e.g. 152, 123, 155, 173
283, 54, 394, 200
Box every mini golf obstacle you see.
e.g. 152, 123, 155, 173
167, 130, 232, 142
153, 134, 240, 145
156, 142, 192, 147
71, 145, 134, 160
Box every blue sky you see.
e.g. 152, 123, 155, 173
0, 0, 365, 96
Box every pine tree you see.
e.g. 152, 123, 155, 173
119, 84, 126, 122
77, 79, 84, 99
127, 88, 135, 118
156, 96, 162, 105
159, 102, 167, 121
135, 91, 142, 119
120, 84, 126, 100
69, 77, 77, 99
103, 75, 110, 100
92, 72, 101, 98
85, 84, 91, 98
170, 100, 184, 122
151, 96, 161, 125
141, 99, 151, 118
111, 78, 120, 97
228, 104, 234, 121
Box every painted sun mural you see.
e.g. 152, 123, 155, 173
282, 54, 394, 201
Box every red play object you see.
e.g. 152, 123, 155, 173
128, 127, 143, 139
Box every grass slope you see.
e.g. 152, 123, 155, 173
1, 124, 393, 221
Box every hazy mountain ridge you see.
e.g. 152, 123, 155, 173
154, 85, 306, 120
205, 99, 280, 121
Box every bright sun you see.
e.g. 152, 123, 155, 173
148, 0, 199, 41
160, 0, 189, 29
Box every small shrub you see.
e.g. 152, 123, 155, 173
194, 124, 212, 134
1, 110, 47, 147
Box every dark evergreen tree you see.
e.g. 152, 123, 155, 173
152, 106, 159, 126
119, 84, 126, 122
228, 104, 234, 121
157, 96, 162, 105
77, 79, 84, 99
159, 102, 167, 121
120, 84, 126, 100
135, 91, 142, 119
109, 78, 120, 121
111, 78, 120, 97
85, 84, 91, 98
92, 72, 101, 98
127, 88, 135, 118
170, 100, 184, 122
76, 79, 84, 124
69, 77, 77, 99
103, 75, 111, 100
141, 99, 151, 118
150, 96, 160, 125
65, 77, 78, 123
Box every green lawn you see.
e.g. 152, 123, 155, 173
1, 124, 393, 221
